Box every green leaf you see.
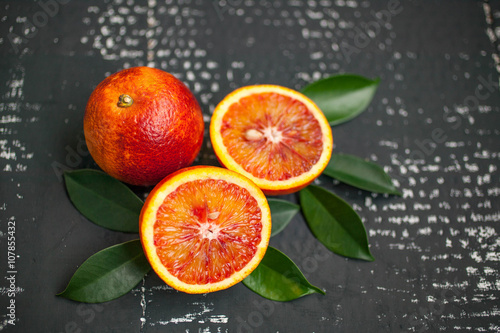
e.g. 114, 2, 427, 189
58, 239, 150, 303
323, 154, 401, 195
64, 169, 143, 233
300, 185, 374, 261
243, 246, 325, 301
268, 199, 300, 237
301, 74, 380, 126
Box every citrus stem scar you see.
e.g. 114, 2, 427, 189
117, 94, 134, 108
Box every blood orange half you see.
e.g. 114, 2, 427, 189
210, 85, 333, 195
139, 166, 271, 294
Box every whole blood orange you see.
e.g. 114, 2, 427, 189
139, 166, 271, 293
210, 85, 333, 195
84, 67, 204, 186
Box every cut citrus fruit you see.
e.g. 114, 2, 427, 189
139, 166, 271, 294
210, 85, 333, 195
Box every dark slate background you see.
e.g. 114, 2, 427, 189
1, 0, 499, 332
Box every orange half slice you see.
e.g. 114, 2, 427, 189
139, 166, 271, 294
210, 85, 333, 195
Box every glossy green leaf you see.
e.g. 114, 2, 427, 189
243, 246, 325, 301
324, 154, 401, 195
58, 239, 150, 303
64, 169, 143, 233
268, 199, 300, 237
301, 74, 380, 126
300, 185, 374, 261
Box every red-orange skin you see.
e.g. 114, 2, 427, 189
84, 67, 204, 186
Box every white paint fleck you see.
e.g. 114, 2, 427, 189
155, 301, 228, 326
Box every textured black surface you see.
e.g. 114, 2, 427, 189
1, 1, 499, 332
